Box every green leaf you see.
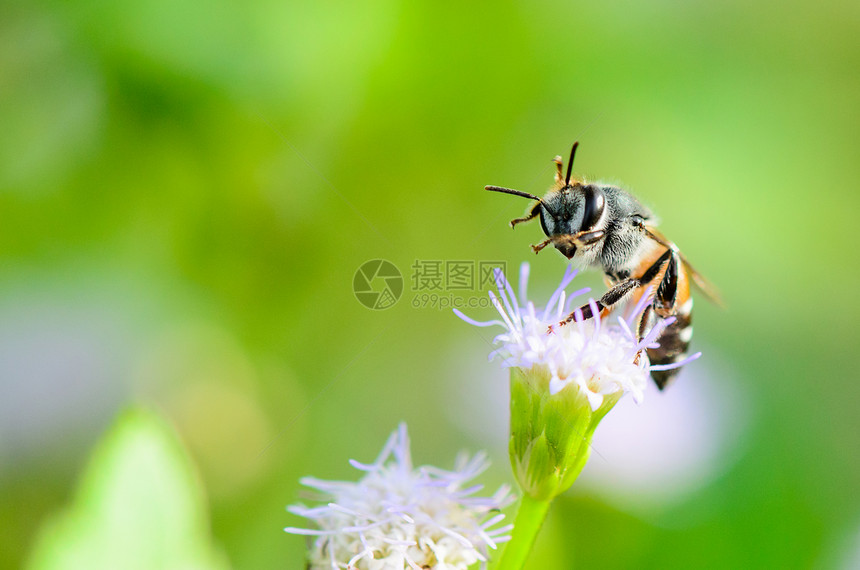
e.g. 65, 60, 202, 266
25, 407, 230, 570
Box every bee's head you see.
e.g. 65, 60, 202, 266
486, 142, 607, 260
539, 186, 607, 259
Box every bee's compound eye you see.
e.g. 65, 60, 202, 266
539, 208, 551, 236
581, 186, 606, 231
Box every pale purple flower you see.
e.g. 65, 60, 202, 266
285, 424, 514, 570
455, 263, 700, 411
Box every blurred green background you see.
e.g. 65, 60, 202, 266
2, 0, 859, 568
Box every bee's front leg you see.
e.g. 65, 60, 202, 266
510, 201, 542, 228
531, 238, 553, 254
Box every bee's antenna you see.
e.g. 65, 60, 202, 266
485, 186, 542, 202
485, 185, 556, 217
565, 141, 579, 187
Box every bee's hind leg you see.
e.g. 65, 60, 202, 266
635, 250, 680, 342
653, 250, 679, 317
556, 249, 673, 329
556, 278, 639, 328
648, 251, 691, 390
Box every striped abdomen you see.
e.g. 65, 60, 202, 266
648, 296, 693, 389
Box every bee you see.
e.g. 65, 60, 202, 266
486, 142, 718, 389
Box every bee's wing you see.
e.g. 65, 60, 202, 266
645, 226, 724, 307
679, 255, 724, 307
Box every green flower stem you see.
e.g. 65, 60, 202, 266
501, 366, 624, 569
495, 494, 552, 570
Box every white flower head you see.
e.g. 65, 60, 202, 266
455, 263, 700, 411
285, 424, 514, 570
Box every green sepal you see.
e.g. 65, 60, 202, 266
508, 367, 622, 500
